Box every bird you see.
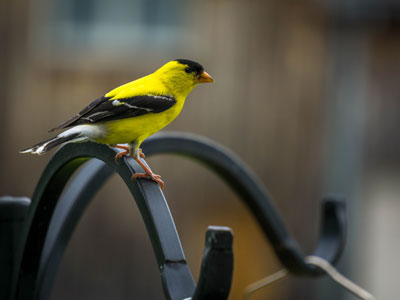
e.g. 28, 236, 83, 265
20, 59, 214, 189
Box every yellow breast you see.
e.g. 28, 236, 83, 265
94, 99, 184, 146
94, 66, 196, 146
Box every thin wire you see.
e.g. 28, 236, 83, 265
305, 256, 376, 300
243, 269, 288, 300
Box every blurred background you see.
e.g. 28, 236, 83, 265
1, 0, 400, 299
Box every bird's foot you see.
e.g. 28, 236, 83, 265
113, 145, 145, 162
131, 171, 164, 189
132, 156, 164, 189
114, 144, 130, 163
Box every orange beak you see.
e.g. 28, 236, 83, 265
197, 71, 214, 83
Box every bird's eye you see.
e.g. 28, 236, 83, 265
185, 67, 192, 74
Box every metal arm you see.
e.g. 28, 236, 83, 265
11, 131, 346, 300
11, 140, 233, 300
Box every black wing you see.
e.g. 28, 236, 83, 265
49, 96, 109, 132
49, 95, 177, 132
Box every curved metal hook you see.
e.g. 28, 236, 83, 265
141, 132, 346, 276
12, 131, 345, 300
12, 142, 231, 300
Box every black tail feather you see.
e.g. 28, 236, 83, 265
20, 132, 81, 154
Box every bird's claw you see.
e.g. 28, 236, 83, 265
131, 172, 164, 189
113, 145, 145, 162
114, 144, 130, 163
114, 150, 129, 163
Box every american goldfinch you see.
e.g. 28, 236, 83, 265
21, 59, 214, 188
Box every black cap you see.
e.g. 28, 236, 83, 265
175, 59, 204, 75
